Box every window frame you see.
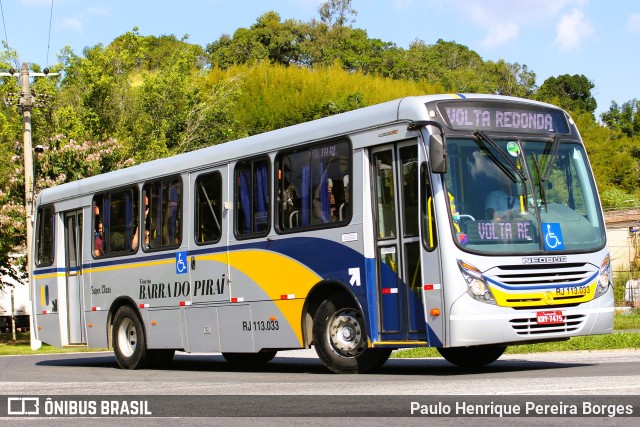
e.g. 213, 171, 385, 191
142, 176, 183, 252
92, 186, 140, 259
35, 205, 55, 267
234, 156, 271, 240
194, 170, 223, 246
274, 138, 353, 234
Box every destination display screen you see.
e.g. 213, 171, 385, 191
462, 220, 536, 245
437, 101, 570, 134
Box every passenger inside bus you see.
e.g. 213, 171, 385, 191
94, 203, 103, 257
94, 222, 103, 257
485, 179, 518, 220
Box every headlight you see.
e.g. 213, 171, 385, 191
457, 260, 496, 304
593, 255, 611, 299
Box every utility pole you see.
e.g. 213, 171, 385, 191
1, 62, 57, 347
20, 63, 34, 345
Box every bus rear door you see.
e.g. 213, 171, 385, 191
63, 209, 86, 344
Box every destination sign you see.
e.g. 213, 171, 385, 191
464, 220, 536, 244
438, 102, 570, 134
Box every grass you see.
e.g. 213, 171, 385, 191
0, 332, 108, 356
613, 309, 640, 330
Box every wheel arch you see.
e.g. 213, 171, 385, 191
301, 280, 367, 348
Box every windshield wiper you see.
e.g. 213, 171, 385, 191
542, 134, 561, 182
530, 153, 548, 212
473, 130, 527, 183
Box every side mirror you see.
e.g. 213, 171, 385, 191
429, 132, 447, 174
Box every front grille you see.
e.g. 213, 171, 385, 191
487, 263, 595, 286
509, 314, 585, 335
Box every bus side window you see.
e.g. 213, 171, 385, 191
93, 195, 104, 257
195, 171, 223, 244
235, 158, 270, 238
35, 205, 55, 266
143, 177, 182, 251
93, 188, 139, 257
276, 140, 351, 232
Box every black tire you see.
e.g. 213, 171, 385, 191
147, 349, 175, 368
112, 305, 149, 369
222, 351, 277, 365
437, 345, 506, 369
313, 293, 391, 374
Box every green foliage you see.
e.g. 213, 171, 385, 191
209, 62, 438, 136
536, 74, 597, 114
318, 0, 357, 28
34, 135, 134, 187
613, 269, 633, 306
601, 99, 640, 137
600, 188, 637, 210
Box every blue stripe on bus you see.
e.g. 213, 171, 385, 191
34, 237, 367, 280
484, 270, 599, 291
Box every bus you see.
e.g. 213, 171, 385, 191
30, 94, 613, 373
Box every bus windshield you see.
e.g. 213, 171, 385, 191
444, 137, 605, 254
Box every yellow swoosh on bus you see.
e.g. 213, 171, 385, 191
199, 249, 322, 345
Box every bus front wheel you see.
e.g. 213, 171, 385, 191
313, 293, 391, 374
437, 345, 506, 368
112, 305, 149, 369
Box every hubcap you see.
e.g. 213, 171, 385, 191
328, 308, 365, 357
117, 318, 137, 358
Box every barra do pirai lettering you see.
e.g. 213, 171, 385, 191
138, 275, 226, 299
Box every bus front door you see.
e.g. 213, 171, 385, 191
63, 210, 86, 345
372, 141, 426, 342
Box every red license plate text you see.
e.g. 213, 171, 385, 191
536, 311, 564, 325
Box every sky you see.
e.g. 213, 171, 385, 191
0, 0, 638, 116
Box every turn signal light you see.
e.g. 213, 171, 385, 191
151, 320, 157, 326
430, 308, 441, 317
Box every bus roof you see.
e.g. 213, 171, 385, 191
36, 94, 560, 205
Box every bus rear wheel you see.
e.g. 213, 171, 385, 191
112, 305, 149, 369
437, 345, 506, 369
313, 293, 391, 374
222, 351, 277, 365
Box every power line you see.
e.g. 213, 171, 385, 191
46, 0, 54, 68
0, 0, 9, 48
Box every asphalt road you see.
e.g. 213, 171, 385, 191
1, 348, 639, 426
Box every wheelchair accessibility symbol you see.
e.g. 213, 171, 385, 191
542, 223, 564, 250
176, 251, 188, 274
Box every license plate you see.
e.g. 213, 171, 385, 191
536, 311, 564, 325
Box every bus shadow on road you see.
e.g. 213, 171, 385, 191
34, 352, 593, 376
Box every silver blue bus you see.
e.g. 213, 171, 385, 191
31, 94, 612, 373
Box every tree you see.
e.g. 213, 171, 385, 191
318, 0, 357, 28
482, 60, 536, 97
536, 74, 597, 114
601, 99, 640, 137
